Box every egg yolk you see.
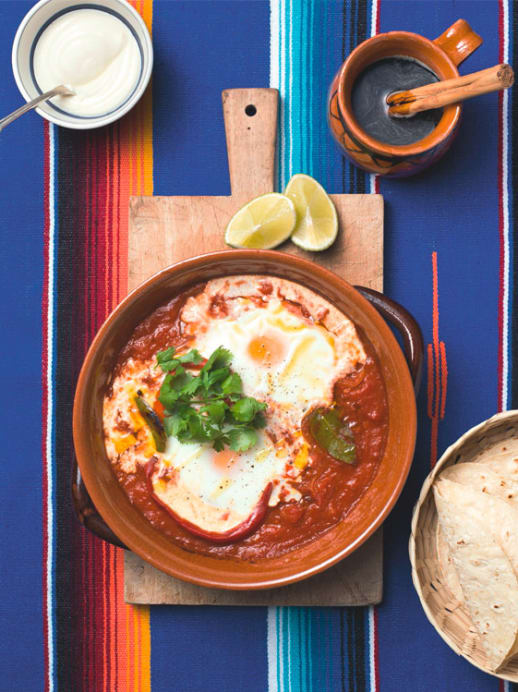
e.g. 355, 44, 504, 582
248, 334, 284, 365
212, 448, 237, 471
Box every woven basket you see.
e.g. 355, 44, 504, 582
409, 410, 518, 681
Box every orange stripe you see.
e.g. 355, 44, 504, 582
100, 2, 153, 688
111, 546, 118, 692
426, 344, 434, 420
110, 0, 152, 688
116, 551, 129, 691
133, 604, 140, 691
427, 252, 448, 467
431, 252, 440, 444
125, 564, 135, 690
133, 3, 152, 687
431, 252, 439, 349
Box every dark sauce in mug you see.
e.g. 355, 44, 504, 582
351, 57, 443, 146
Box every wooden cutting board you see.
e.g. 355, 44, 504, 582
125, 88, 384, 606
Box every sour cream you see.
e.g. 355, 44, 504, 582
33, 8, 141, 117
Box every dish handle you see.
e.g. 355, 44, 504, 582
72, 463, 127, 548
354, 286, 423, 392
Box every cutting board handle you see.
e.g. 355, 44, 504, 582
222, 88, 278, 201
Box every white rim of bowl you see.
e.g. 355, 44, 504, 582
11, 0, 153, 130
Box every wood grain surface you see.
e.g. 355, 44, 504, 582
124, 88, 384, 606
125, 532, 382, 606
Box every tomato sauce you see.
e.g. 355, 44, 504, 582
110, 285, 389, 561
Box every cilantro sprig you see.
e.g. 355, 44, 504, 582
157, 346, 266, 452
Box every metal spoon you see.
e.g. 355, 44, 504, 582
0, 85, 74, 132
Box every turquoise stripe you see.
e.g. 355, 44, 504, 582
277, 607, 282, 689
271, 1, 373, 690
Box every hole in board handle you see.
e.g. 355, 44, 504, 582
245, 104, 257, 117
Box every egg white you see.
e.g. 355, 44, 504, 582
104, 278, 367, 536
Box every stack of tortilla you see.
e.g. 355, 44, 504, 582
433, 450, 518, 671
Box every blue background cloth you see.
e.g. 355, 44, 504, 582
0, 0, 514, 690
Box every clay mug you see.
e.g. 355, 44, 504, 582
327, 19, 482, 177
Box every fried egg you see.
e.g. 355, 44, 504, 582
182, 295, 362, 435
103, 276, 367, 539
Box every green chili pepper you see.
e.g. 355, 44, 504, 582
309, 407, 356, 464
135, 391, 166, 453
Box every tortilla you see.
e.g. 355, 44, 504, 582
478, 455, 518, 479
440, 463, 518, 504
438, 461, 518, 603
436, 524, 463, 602
471, 437, 518, 475
433, 478, 518, 671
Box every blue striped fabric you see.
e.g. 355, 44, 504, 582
0, 0, 516, 689
268, 3, 375, 690
0, 3, 45, 690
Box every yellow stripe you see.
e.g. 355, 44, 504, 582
137, 605, 152, 691
128, 0, 152, 688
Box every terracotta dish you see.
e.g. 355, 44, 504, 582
328, 19, 482, 177
73, 250, 419, 589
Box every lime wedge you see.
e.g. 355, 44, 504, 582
284, 174, 338, 251
225, 193, 296, 249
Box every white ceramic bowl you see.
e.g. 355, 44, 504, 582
12, 0, 153, 129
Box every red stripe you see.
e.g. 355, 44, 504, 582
95, 535, 104, 688
497, 0, 505, 412
87, 533, 94, 689
95, 136, 109, 330
90, 134, 106, 690
427, 252, 447, 468
86, 134, 96, 691
42, 120, 51, 692
116, 122, 122, 302
104, 542, 111, 692
107, 130, 114, 315
85, 131, 112, 691
97, 135, 109, 691
82, 132, 91, 691
43, 109, 120, 692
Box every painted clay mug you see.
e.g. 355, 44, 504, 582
327, 19, 482, 177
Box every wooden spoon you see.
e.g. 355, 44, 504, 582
387, 63, 514, 118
